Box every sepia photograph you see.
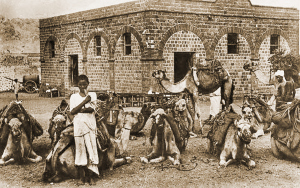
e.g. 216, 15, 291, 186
0, 0, 300, 187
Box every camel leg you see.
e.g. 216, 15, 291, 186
167, 155, 180, 165
48, 171, 65, 183
242, 150, 255, 168
149, 156, 165, 163
219, 153, 228, 167
141, 151, 159, 163
0, 133, 15, 165
223, 159, 236, 167
27, 149, 42, 163
192, 94, 203, 134
271, 137, 282, 159
113, 157, 131, 167
27, 154, 43, 163
0, 158, 15, 165
107, 143, 116, 171
207, 139, 214, 154
219, 148, 232, 167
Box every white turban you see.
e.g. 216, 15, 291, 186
275, 70, 284, 77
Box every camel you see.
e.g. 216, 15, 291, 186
43, 98, 139, 183
48, 99, 73, 149
0, 101, 43, 165
141, 108, 189, 165
242, 95, 275, 139
270, 99, 300, 162
219, 118, 256, 168
152, 59, 234, 134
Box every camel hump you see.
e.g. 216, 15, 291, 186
207, 110, 241, 154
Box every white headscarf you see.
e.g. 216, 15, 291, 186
274, 70, 284, 77
274, 70, 286, 83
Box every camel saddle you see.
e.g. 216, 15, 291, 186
195, 59, 222, 72
93, 99, 122, 137
0, 101, 43, 139
271, 99, 300, 150
192, 60, 229, 87
207, 109, 241, 155
60, 121, 111, 152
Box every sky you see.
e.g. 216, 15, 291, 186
0, 0, 299, 19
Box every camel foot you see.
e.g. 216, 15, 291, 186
247, 160, 256, 168
125, 157, 132, 164
140, 157, 149, 163
174, 159, 180, 165
0, 158, 5, 165
27, 155, 43, 163
167, 156, 175, 163
219, 160, 226, 167
49, 175, 64, 183
0, 158, 15, 166
219, 159, 235, 167
150, 156, 165, 163
189, 132, 198, 138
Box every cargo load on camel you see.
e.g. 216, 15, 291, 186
43, 94, 140, 183
271, 99, 300, 162
206, 107, 241, 156
206, 105, 257, 168
0, 101, 43, 165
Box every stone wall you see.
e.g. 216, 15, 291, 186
39, 0, 299, 98
0, 54, 40, 92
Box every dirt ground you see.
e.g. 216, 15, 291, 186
0, 92, 300, 188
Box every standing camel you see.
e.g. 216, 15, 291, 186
152, 59, 234, 134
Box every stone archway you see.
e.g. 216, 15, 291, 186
210, 26, 254, 59
42, 35, 60, 61
255, 28, 292, 57
158, 23, 209, 59
61, 33, 85, 61
111, 26, 144, 58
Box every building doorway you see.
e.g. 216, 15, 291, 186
174, 52, 194, 83
69, 55, 78, 86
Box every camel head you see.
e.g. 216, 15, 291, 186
49, 114, 67, 147
114, 111, 138, 155
174, 99, 187, 112
241, 106, 253, 122
152, 70, 168, 81
243, 61, 258, 72
150, 108, 166, 128
234, 119, 256, 144
8, 117, 23, 140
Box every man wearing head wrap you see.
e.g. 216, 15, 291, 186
275, 70, 295, 109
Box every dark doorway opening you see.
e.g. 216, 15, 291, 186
174, 52, 194, 83
69, 55, 78, 87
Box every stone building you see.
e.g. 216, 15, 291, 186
39, 0, 299, 97
0, 53, 40, 91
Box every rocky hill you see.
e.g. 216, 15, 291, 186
0, 15, 39, 54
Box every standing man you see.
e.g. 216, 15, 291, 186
13, 79, 20, 102
274, 70, 286, 109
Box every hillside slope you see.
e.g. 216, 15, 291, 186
0, 15, 39, 54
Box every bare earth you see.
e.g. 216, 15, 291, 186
0, 92, 300, 188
